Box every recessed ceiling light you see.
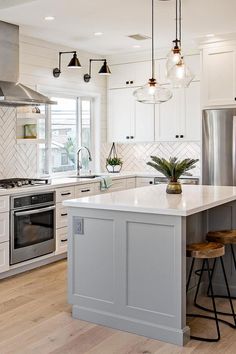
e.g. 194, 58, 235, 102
206, 33, 214, 38
94, 32, 103, 36
44, 16, 55, 21
133, 45, 141, 49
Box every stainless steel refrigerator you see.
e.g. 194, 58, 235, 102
202, 108, 236, 186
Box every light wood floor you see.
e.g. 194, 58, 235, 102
0, 260, 236, 354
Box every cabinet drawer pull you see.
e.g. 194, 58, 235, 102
61, 238, 68, 243
126, 136, 130, 139
130, 80, 134, 84
149, 181, 153, 184
126, 81, 129, 85
81, 189, 90, 193
180, 135, 184, 138
130, 136, 134, 139
175, 135, 179, 138
61, 192, 71, 196
61, 213, 68, 217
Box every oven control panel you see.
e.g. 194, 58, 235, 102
12, 192, 54, 210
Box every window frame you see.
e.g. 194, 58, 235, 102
40, 95, 95, 177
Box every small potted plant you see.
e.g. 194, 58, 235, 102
147, 156, 199, 194
106, 143, 123, 173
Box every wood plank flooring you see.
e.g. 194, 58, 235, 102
0, 260, 236, 354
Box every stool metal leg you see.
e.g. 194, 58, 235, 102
187, 259, 221, 342
230, 244, 236, 271
195, 257, 236, 328
187, 258, 195, 292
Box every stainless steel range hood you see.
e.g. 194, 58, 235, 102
0, 21, 55, 106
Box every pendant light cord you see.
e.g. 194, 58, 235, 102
179, 0, 182, 46
175, 0, 178, 42
151, 0, 155, 79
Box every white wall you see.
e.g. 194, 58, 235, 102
0, 34, 107, 178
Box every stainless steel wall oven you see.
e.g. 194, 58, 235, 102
10, 192, 55, 265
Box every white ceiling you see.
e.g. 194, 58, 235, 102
0, 0, 236, 54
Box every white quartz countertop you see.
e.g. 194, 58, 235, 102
63, 184, 236, 216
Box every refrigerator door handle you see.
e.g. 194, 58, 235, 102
233, 116, 236, 186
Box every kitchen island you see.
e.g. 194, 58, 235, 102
64, 184, 236, 346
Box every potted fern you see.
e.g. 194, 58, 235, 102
147, 156, 199, 194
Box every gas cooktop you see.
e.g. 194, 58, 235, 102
0, 178, 50, 189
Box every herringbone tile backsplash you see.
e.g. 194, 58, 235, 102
101, 142, 201, 176
0, 107, 38, 178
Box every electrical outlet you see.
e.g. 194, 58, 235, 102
73, 216, 84, 235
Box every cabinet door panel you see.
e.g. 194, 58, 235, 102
108, 89, 133, 143
155, 87, 180, 141
184, 82, 201, 141
109, 62, 150, 89
134, 100, 154, 142
203, 46, 236, 106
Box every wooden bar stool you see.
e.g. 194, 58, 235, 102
186, 242, 236, 342
207, 230, 236, 271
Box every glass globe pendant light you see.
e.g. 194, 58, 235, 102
133, 0, 172, 104
166, 0, 194, 88
166, 0, 182, 72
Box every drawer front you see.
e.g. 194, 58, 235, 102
136, 177, 155, 187
109, 179, 126, 192
0, 213, 9, 243
0, 196, 9, 213
56, 228, 68, 255
126, 178, 136, 189
56, 205, 68, 229
56, 186, 75, 203
0, 242, 9, 273
75, 184, 95, 198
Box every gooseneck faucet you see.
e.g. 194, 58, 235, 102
77, 146, 92, 176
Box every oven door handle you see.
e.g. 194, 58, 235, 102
14, 205, 55, 216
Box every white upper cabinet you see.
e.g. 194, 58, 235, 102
155, 81, 201, 142
108, 88, 154, 143
108, 61, 152, 89
202, 45, 236, 107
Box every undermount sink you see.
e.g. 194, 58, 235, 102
68, 175, 101, 179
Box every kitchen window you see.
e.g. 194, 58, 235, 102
39, 96, 93, 176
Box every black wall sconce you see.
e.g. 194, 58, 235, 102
84, 59, 111, 83
53, 51, 81, 78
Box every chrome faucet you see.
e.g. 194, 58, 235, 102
77, 146, 92, 176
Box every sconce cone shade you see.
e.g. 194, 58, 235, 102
98, 61, 111, 75
133, 78, 173, 104
167, 58, 194, 88
67, 53, 81, 68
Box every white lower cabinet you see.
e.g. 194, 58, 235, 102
126, 177, 136, 189
56, 228, 68, 255
0, 242, 9, 273
75, 184, 95, 198
136, 177, 155, 187
0, 212, 9, 243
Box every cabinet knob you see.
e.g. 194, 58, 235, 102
235, 97, 236, 101
130, 81, 134, 84
180, 135, 184, 138
126, 136, 130, 139
126, 81, 129, 85
130, 136, 134, 139
175, 135, 179, 138
149, 181, 153, 185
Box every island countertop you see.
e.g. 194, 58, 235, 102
63, 184, 236, 216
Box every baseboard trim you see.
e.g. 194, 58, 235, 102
72, 305, 190, 346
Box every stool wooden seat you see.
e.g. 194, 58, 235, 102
206, 230, 236, 244
186, 242, 225, 259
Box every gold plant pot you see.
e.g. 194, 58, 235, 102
166, 181, 182, 194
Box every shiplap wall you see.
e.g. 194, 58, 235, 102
0, 34, 107, 178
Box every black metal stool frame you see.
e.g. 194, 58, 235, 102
187, 255, 236, 341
